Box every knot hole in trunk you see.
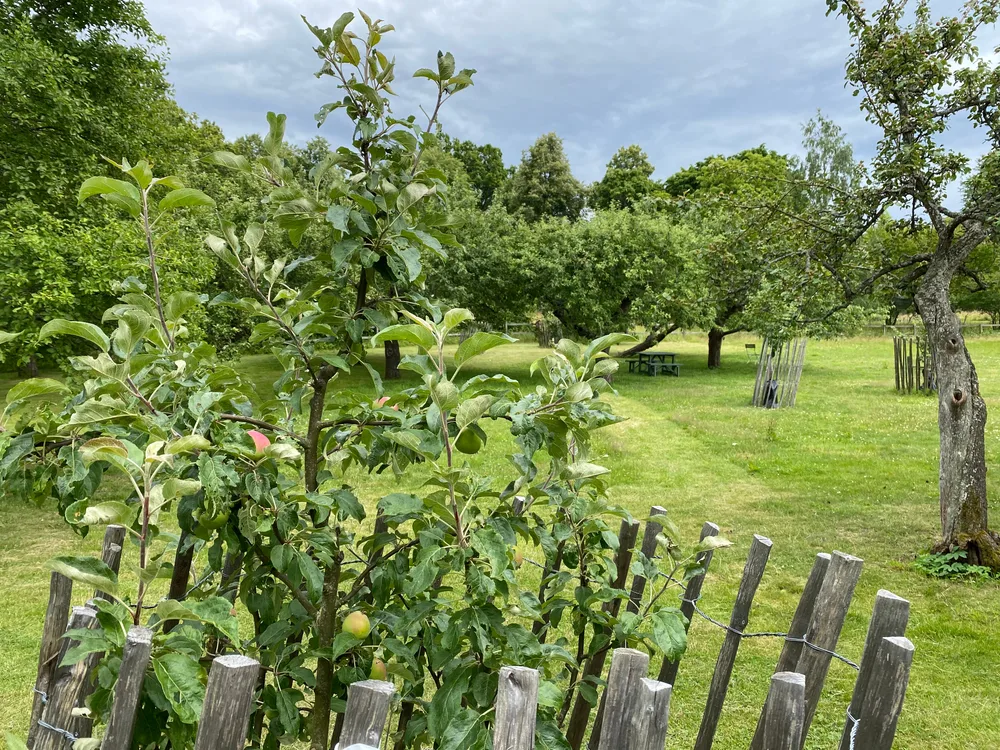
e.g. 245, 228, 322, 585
952, 389, 967, 407
947, 336, 961, 352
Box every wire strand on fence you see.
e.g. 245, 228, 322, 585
37, 718, 79, 744
681, 597, 861, 671
32, 688, 80, 744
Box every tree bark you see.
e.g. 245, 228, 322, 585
915, 233, 1000, 569
707, 328, 725, 369
24, 354, 40, 379
384, 340, 400, 380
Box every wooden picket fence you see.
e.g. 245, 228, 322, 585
26, 516, 915, 749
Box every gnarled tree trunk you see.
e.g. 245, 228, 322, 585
384, 340, 400, 380
915, 236, 1000, 569
707, 328, 724, 369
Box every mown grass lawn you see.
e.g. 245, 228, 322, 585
2, 333, 999, 749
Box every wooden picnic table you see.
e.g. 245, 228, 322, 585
640, 351, 677, 365
626, 352, 681, 376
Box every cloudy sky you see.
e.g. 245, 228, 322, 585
145, 0, 999, 184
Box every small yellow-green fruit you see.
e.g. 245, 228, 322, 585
513, 548, 524, 568
342, 611, 371, 639
370, 658, 388, 681
455, 429, 482, 455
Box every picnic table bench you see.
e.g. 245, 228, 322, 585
624, 351, 682, 376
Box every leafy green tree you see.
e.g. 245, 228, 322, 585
529, 209, 707, 340
0, 0, 207, 214
439, 133, 508, 209
504, 132, 585, 221
590, 145, 659, 210
646, 116, 872, 367
822, 0, 1000, 566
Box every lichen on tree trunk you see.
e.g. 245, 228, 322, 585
916, 252, 1000, 569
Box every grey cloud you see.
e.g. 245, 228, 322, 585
144, 0, 999, 186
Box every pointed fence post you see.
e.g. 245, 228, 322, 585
340, 679, 396, 748
102, 626, 154, 749
839, 594, 911, 750
853, 637, 915, 750
493, 666, 539, 750
659, 521, 720, 685
95, 524, 127, 602
34, 606, 99, 750
693, 534, 772, 750
194, 654, 260, 750
596, 648, 650, 750
627, 507, 667, 614
750, 552, 831, 750
28, 572, 73, 747
623, 678, 672, 750
568, 518, 640, 750
794, 551, 864, 747
762, 672, 805, 750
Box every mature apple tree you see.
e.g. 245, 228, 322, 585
825, 0, 1000, 565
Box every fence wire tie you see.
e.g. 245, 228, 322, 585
37, 717, 79, 744
33, 686, 48, 705
681, 596, 861, 671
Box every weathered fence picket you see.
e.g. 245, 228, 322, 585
854, 636, 915, 749
95, 524, 127, 602
659, 521, 720, 686
694, 534, 773, 750
193, 654, 260, 750
102, 626, 153, 750
838, 590, 910, 750
34, 606, 99, 750
596, 648, 650, 750
27, 571, 72, 747
568, 518, 640, 750
623, 678, 672, 750
750, 552, 831, 750
493, 666, 539, 750
339, 679, 396, 748
762, 672, 806, 750
795, 551, 864, 746
627, 506, 667, 614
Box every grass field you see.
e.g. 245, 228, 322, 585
2, 333, 999, 749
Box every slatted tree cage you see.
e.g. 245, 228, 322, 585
893, 335, 936, 393
752, 338, 808, 409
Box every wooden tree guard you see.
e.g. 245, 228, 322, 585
893, 335, 936, 392
853, 636, 915, 750
752, 338, 807, 409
